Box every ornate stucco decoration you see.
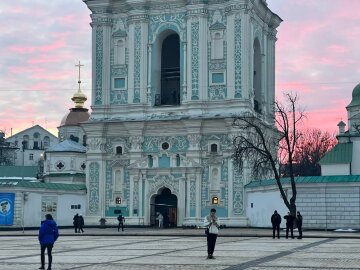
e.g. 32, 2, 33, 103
148, 174, 180, 196
128, 156, 149, 169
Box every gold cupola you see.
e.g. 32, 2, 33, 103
71, 61, 87, 108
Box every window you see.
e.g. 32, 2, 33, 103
43, 136, 50, 147
212, 196, 219, 204
115, 197, 122, 204
161, 142, 169, 150
33, 141, 39, 150
29, 153, 34, 160
176, 154, 180, 167
211, 72, 225, 84
71, 204, 81, 209
210, 144, 218, 153
114, 78, 126, 89
148, 155, 153, 168
116, 146, 123, 155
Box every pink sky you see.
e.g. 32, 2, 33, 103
1, 0, 359, 137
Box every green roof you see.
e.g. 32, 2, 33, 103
245, 175, 360, 188
319, 143, 352, 165
0, 166, 38, 178
0, 179, 86, 191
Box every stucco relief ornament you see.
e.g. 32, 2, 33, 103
128, 156, 148, 169
149, 175, 179, 195
130, 136, 143, 150
88, 138, 102, 151
187, 134, 201, 148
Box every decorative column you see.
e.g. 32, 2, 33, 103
147, 44, 152, 104
127, 13, 149, 104
198, 9, 208, 100
182, 42, 188, 101
90, 15, 112, 107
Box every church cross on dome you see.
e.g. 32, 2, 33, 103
71, 60, 87, 108
75, 60, 84, 91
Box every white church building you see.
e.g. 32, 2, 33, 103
78, 0, 282, 226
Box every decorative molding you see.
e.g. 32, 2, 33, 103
133, 23, 141, 103
191, 22, 199, 100
89, 162, 100, 214
234, 18, 242, 98
95, 27, 103, 105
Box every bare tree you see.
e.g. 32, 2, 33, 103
233, 93, 305, 216
281, 129, 337, 176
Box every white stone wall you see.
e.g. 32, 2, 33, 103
246, 184, 360, 229
321, 164, 350, 176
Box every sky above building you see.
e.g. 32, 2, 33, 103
0, 0, 359, 137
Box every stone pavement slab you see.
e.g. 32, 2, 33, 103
1, 235, 360, 270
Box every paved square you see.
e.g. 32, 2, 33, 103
1, 235, 360, 269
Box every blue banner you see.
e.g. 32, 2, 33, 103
0, 193, 15, 226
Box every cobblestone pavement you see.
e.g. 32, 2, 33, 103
1, 235, 360, 270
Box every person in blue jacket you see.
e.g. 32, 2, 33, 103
38, 214, 59, 270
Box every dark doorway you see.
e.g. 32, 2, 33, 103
151, 188, 178, 227
161, 34, 180, 106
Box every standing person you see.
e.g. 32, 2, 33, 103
78, 214, 85, 233
296, 211, 303, 239
156, 212, 163, 228
38, 214, 59, 270
284, 212, 294, 239
117, 211, 125, 232
271, 210, 282, 239
73, 213, 79, 233
204, 208, 220, 259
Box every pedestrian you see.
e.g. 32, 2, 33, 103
271, 210, 282, 239
284, 212, 294, 239
117, 211, 125, 232
38, 214, 59, 270
156, 212, 163, 228
73, 213, 79, 233
204, 208, 220, 259
296, 211, 303, 239
78, 214, 85, 233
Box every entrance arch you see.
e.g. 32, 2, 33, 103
150, 187, 178, 227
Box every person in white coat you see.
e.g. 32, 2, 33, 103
156, 212, 163, 228
203, 208, 220, 259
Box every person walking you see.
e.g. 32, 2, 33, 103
38, 214, 59, 270
73, 213, 79, 233
156, 212, 163, 228
204, 208, 220, 259
296, 211, 303, 239
78, 214, 85, 233
117, 212, 125, 232
271, 210, 282, 239
284, 212, 294, 239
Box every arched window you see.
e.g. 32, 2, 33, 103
211, 168, 220, 190
176, 154, 181, 167
148, 155, 153, 168
22, 135, 29, 150
116, 146, 123, 155
43, 136, 50, 148
83, 135, 87, 147
253, 38, 262, 113
210, 144, 218, 153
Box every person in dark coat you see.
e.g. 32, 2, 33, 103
73, 213, 79, 233
296, 211, 303, 239
284, 212, 294, 239
271, 210, 282, 239
38, 214, 59, 270
78, 214, 84, 233
117, 211, 125, 232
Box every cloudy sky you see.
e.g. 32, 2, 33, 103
1, 0, 359, 137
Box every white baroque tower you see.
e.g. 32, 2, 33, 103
82, 0, 281, 226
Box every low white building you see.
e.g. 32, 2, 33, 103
0, 166, 86, 228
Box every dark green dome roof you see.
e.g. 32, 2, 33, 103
347, 83, 360, 108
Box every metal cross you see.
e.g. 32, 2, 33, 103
75, 61, 84, 91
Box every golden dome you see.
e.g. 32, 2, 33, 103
71, 89, 87, 108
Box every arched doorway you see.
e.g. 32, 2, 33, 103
161, 34, 180, 105
150, 187, 178, 227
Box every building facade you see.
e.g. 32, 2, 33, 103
82, 0, 281, 226
5, 125, 58, 167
